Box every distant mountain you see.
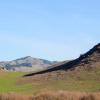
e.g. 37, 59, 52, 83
24, 43, 100, 76
0, 56, 57, 72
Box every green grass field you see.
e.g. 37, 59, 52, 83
0, 70, 100, 95
0, 72, 33, 94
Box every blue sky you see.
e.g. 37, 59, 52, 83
0, 0, 100, 61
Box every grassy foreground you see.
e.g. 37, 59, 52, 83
0, 70, 100, 99
0, 70, 100, 95
0, 72, 33, 94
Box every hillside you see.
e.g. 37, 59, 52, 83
25, 43, 100, 76
0, 56, 56, 72
17, 43, 100, 93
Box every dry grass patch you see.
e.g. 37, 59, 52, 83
0, 93, 32, 100
0, 91, 100, 100
32, 91, 100, 100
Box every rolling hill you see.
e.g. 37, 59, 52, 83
0, 56, 56, 72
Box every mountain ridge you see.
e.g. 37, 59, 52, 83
0, 56, 56, 72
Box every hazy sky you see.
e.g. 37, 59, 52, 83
0, 0, 100, 61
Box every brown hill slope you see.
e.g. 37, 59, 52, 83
18, 43, 100, 92
24, 43, 100, 77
